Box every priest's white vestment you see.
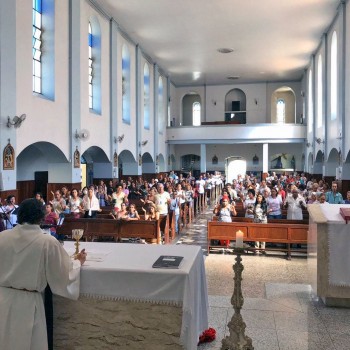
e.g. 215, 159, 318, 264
0, 224, 81, 350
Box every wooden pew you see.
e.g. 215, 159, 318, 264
118, 219, 161, 244
207, 220, 308, 260
57, 217, 161, 243
212, 216, 308, 225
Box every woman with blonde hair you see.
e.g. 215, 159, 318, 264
142, 203, 160, 221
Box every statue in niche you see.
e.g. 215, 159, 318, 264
3, 142, 15, 170
113, 151, 118, 167
73, 147, 80, 168
290, 156, 295, 171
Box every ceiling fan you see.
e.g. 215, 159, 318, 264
7, 114, 26, 128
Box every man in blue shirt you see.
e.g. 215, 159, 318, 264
325, 182, 344, 204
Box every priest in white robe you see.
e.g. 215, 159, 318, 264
0, 198, 86, 350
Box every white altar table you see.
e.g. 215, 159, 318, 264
308, 203, 350, 307
54, 242, 208, 350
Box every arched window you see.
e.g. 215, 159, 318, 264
88, 18, 101, 113
276, 99, 285, 123
308, 70, 313, 133
158, 76, 163, 133
88, 22, 93, 109
122, 44, 131, 124
143, 63, 150, 129
33, 0, 43, 93
193, 102, 201, 126
317, 55, 323, 128
330, 31, 337, 120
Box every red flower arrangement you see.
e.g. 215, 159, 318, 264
198, 327, 216, 345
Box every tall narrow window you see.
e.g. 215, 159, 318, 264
276, 99, 285, 123
158, 77, 163, 133
317, 55, 323, 128
308, 70, 313, 133
193, 102, 201, 126
330, 31, 337, 120
33, 0, 42, 93
88, 22, 93, 109
143, 63, 150, 129
122, 44, 131, 124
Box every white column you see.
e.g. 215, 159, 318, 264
0, 0, 17, 190
263, 143, 269, 174
200, 144, 207, 174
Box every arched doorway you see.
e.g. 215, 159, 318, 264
141, 152, 154, 173
313, 150, 324, 175
82, 146, 110, 186
118, 150, 137, 176
324, 148, 340, 177
17, 142, 68, 201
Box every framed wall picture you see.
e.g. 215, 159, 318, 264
3, 143, 15, 170
74, 147, 80, 168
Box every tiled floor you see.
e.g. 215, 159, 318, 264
175, 206, 350, 350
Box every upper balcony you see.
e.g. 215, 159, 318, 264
166, 123, 307, 145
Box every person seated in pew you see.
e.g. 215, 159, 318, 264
318, 193, 327, 204
142, 203, 160, 221
121, 204, 140, 221
110, 202, 128, 220
344, 191, 350, 204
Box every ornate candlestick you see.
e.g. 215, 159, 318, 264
221, 247, 254, 350
72, 229, 84, 256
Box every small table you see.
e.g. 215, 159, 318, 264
54, 242, 208, 350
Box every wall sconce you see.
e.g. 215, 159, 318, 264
315, 138, 325, 145
254, 98, 258, 105
301, 91, 305, 98
211, 99, 217, 106
306, 142, 311, 147
114, 134, 124, 143
7, 114, 26, 128
139, 140, 148, 147
74, 129, 90, 140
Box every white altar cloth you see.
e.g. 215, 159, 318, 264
63, 242, 209, 350
319, 204, 350, 286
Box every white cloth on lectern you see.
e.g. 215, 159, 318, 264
328, 223, 350, 286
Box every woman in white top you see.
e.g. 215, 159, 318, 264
68, 188, 83, 216
267, 188, 283, 219
110, 184, 127, 211
82, 186, 101, 218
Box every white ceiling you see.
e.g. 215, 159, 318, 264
93, 0, 340, 86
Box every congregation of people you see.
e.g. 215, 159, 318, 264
1, 170, 349, 237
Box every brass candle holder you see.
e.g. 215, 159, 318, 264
221, 248, 254, 350
71, 229, 84, 256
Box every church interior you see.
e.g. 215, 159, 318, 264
1, 0, 350, 349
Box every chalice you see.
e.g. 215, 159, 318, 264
72, 229, 84, 256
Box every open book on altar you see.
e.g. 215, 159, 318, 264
152, 255, 184, 269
